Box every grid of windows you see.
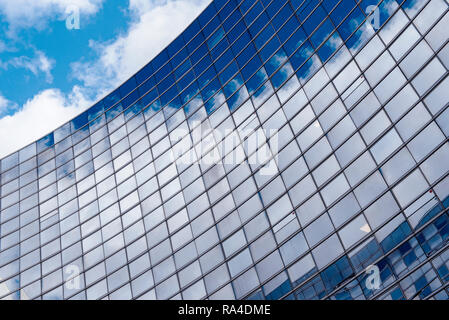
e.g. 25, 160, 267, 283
0, 0, 448, 300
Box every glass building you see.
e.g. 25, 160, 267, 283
0, 0, 449, 300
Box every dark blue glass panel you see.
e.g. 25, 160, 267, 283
224, 73, 243, 97
277, 15, 300, 43
271, 2, 293, 30
330, 0, 357, 26
122, 89, 140, 110
183, 18, 200, 43
71, 111, 88, 131
211, 37, 229, 62
244, 1, 264, 26
228, 85, 248, 111
104, 88, 121, 109
248, 11, 269, 38
223, 7, 242, 33
208, 26, 225, 49
219, 0, 237, 22
241, 55, 262, 81
318, 32, 342, 62
219, 60, 239, 85
284, 26, 306, 56
227, 19, 246, 44
290, 40, 313, 71
135, 63, 153, 84
321, 256, 353, 292
178, 69, 196, 89
246, 68, 268, 94
174, 59, 192, 80
236, 42, 256, 68
198, 66, 217, 89
151, 49, 169, 74
88, 101, 104, 122
158, 73, 175, 94
180, 81, 200, 104
259, 35, 281, 63
380, 221, 412, 253
310, 18, 334, 49
160, 84, 179, 107
265, 0, 284, 18
264, 279, 292, 300
205, 89, 225, 114
240, 0, 256, 15
297, 0, 321, 23
187, 32, 206, 56
190, 42, 209, 67
155, 63, 172, 84
254, 23, 274, 50
337, 6, 365, 41
168, 35, 185, 57
198, 3, 217, 28
120, 77, 137, 99
171, 47, 188, 70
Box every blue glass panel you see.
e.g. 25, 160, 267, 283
37, 133, 54, 153
198, 3, 217, 28
171, 47, 188, 70
120, 77, 137, 98
235, 42, 256, 68
135, 63, 153, 84
104, 88, 121, 109
178, 70, 196, 90
210, 37, 229, 61
106, 102, 123, 122
158, 73, 175, 94
183, 18, 200, 43
277, 15, 300, 44
88, 101, 104, 122
244, 1, 263, 26
380, 222, 412, 253
122, 89, 139, 110
160, 84, 179, 107
330, 0, 358, 26
223, 7, 242, 33
271, 2, 293, 30
219, 0, 237, 22
208, 26, 225, 49
254, 23, 275, 50
227, 19, 246, 44
71, 111, 88, 131
151, 49, 169, 74
248, 11, 269, 38
198, 66, 217, 89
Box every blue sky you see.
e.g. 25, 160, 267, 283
0, 0, 210, 158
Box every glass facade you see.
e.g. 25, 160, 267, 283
0, 0, 448, 300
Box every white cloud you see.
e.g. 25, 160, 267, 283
7, 50, 55, 83
0, 0, 104, 33
0, 93, 18, 116
0, 87, 92, 158
0, 0, 211, 159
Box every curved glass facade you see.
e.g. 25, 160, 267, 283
0, 0, 449, 300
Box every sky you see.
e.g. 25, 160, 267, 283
0, 0, 211, 159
